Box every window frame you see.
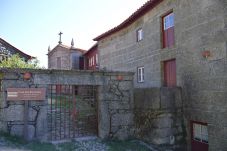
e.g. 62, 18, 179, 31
163, 12, 174, 30
96, 54, 98, 65
137, 28, 143, 42
92, 56, 95, 66
137, 66, 145, 83
161, 10, 174, 48
192, 122, 208, 144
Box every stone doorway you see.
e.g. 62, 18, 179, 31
47, 85, 98, 141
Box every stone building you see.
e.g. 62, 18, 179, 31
83, 43, 99, 70
94, 0, 227, 150
48, 38, 86, 70
0, 37, 33, 62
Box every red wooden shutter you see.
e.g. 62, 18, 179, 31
56, 85, 62, 94
167, 27, 174, 47
164, 59, 176, 87
163, 30, 168, 48
162, 12, 174, 48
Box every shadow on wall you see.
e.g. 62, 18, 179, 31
134, 87, 186, 147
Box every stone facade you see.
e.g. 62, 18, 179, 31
95, 0, 227, 150
48, 44, 85, 70
0, 68, 134, 141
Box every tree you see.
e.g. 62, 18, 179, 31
0, 54, 40, 69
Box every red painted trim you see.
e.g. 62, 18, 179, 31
163, 59, 176, 87
84, 46, 98, 70
94, 0, 163, 41
84, 43, 98, 56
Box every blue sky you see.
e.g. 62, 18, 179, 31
0, 0, 148, 67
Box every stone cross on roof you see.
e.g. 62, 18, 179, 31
71, 38, 74, 47
58, 32, 63, 44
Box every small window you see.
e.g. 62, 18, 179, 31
137, 67, 144, 83
137, 28, 143, 42
89, 58, 92, 67
96, 54, 98, 65
91, 57, 93, 66
164, 13, 174, 30
193, 123, 208, 144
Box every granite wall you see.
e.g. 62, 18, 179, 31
134, 87, 185, 146
97, 0, 227, 150
0, 68, 134, 141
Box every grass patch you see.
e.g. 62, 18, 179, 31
25, 141, 56, 151
0, 132, 56, 151
57, 142, 79, 151
0, 132, 152, 151
0, 132, 27, 146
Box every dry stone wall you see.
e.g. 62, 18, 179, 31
134, 87, 184, 146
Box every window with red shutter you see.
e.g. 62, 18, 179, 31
162, 12, 174, 48
163, 59, 176, 87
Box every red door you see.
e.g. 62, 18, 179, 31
164, 59, 176, 87
191, 121, 209, 151
56, 85, 62, 94
162, 12, 174, 48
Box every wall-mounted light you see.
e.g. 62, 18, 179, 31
202, 50, 211, 58
23, 72, 32, 80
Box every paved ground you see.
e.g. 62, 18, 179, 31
0, 147, 29, 151
0, 134, 185, 151
0, 136, 154, 151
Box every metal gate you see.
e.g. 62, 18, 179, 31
47, 85, 98, 141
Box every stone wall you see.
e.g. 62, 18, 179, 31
134, 87, 184, 146
97, 0, 227, 150
175, 1, 227, 150
0, 68, 134, 141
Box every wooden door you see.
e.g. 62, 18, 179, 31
164, 59, 176, 87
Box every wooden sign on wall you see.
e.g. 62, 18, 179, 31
7, 88, 46, 101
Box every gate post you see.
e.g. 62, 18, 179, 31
23, 100, 29, 140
